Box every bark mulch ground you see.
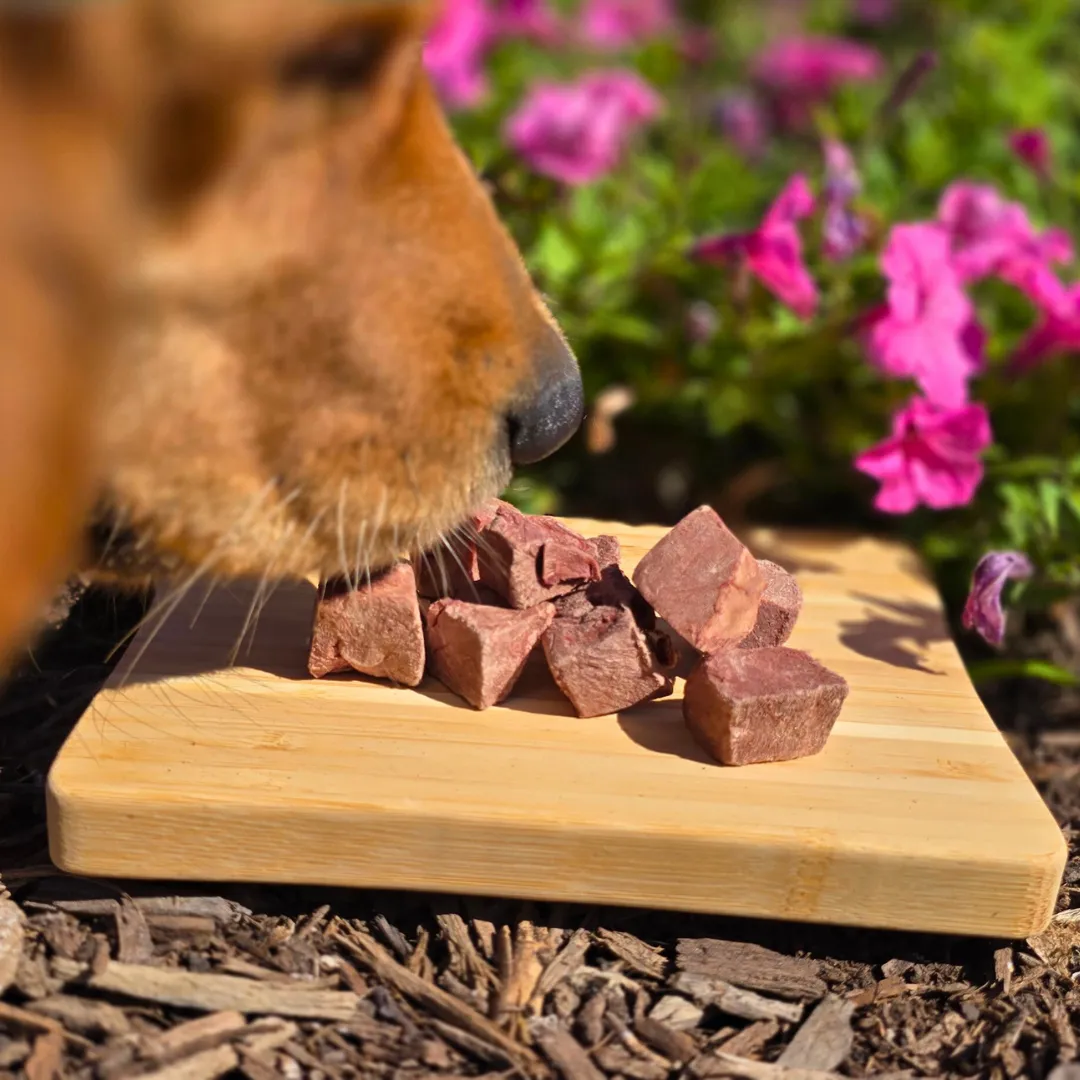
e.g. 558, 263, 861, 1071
0, 585, 1078, 1080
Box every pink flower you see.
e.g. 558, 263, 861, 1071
1009, 128, 1051, 177
822, 138, 865, 260
493, 0, 563, 44
423, 0, 496, 109
1009, 283, 1080, 375
505, 71, 662, 186
962, 551, 1033, 647
855, 397, 991, 514
714, 92, 769, 160
866, 224, 980, 408
937, 182, 1074, 317
692, 175, 818, 320
578, 0, 675, 50
754, 36, 883, 99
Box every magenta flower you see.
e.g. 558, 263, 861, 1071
1009, 128, 1051, 178
423, 0, 495, 109
578, 0, 674, 50
505, 71, 662, 186
855, 396, 991, 514
493, 0, 562, 44
866, 224, 980, 408
754, 36, 883, 99
1009, 283, 1080, 375
822, 138, 865, 260
692, 175, 818, 320
962, 551, 1034, 647
714, 91, 769, 160
937, 182, 1074, 317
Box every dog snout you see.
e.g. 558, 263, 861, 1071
507, 326, 584, 466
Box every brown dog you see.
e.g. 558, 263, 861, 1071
0, 0, 582, 667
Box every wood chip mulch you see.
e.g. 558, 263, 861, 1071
0, 585, 1077, 1080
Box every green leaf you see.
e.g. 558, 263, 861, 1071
1038, 478, 1061, 537
968, 658, 1080, 687
528, 222, 581, 288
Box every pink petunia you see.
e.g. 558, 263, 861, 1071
822, 138, 866, 260
754, 36, 883, 99
578, 0, 675, 50
493, 0, 563, 44
855, 396, 991, 514
691, 175, 818, 320
866, 224, 980, 408
423, 0, 496, 109
1009, 283, 1080, 375
1009, 128, 1051, 178
937, 182, 1074, 317
714, 91, 769, 160
504, 71, 662, 186
962, 551, 1034, 647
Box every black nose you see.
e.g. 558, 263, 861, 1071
507, 334, 584, 466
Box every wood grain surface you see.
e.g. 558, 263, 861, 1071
46, 518, 1066, 936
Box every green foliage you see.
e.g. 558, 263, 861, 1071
449, 0, 1080, 662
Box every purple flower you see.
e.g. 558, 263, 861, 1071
852, 0, 896, 24
423, 0, 496, 109
854, 396, 991, 514
865, 224, 981, 408
493, 0, 563, 44
714, 92, 769, 160
1009, 128, 1051, 178
822, 138, 866, 260
692, 175, 818, 320
937, 182, 1074, 318
578, 0, 675, 50
1009, 283, 1080, 375
754, 36, 883, 99
962, 551, 1034, 647
504, 71, 662, 186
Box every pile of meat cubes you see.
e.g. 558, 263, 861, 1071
307, 503, 848, 766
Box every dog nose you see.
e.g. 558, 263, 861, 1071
507, 333, 584, 466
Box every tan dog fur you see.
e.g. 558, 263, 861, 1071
0, 1, 576, 666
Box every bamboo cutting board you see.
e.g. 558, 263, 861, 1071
47, 519, 1066, 937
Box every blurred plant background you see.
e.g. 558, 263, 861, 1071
425, 0, 1080, 714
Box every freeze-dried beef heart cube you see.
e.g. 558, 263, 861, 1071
739, 560, 803, 649
588, 535, 621, 569
682, 647, 848, 766
632, 505, 765, 653
308, 563, 424, 686
477, 501, 600, 608
543, 606, 673, 718
425, 598, 554, 710
416, 501, 500, 600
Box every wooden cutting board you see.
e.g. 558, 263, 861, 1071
46, 518, 1066, 937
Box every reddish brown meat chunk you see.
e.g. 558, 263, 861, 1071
308, 564, 424, 685
589, 535, 621, 569
632, 506, 765, 653
416, 501, 500, 600
477, 501, 600, 608
739, 560, 803, 649
682, 647, 848, 766
543, 606, 673, 718
425, 598, 554, 710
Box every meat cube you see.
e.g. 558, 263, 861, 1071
477, 501, 600, 608
682, 647, 849, 766
308, 564, 425, 685
416, 501, 500, 599
632, 506, 765, 653
425, 598, 554, 710
543, 606, 674, 718
739, 560, 803, 649
589, 535, 621, 569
